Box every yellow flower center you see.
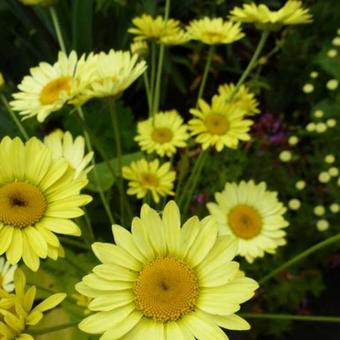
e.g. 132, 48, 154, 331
0, 182, 47, 228
140, 173, 159, 188
205, 114, 229, 135
39, 76, 72, 105
202, 31, 225, 43
228, 205, 262, 239
151, 127, 173, 144
134, 257, 199, 322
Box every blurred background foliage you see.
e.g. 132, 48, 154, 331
1, 0, 340, 339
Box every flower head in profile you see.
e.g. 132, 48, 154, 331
207, 180, 289, 263
0, 268, 66, 339
122, 159, 175, 203
187, 17, 244, 45
129, 14, 189, 45
0, 136, 92, 271
10, 51, 79, 122
0, 257, 17, 292
230, 1, 312, 30
76, 201, 258, 339
218, 83, 260, 116
135, 110, 189, 157
44, 130, 93, 180
188, 95, 253, 151
77, 50, 147, 101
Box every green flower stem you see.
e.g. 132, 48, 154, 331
1, 94, 29, 141
76, 107, 115, 225
109, 100, 132, 224
59, 237, 90, 251
143, 71, 152, 115
197, 45, 215, 103
240, 313, 340, 323
149, 42, 157, 118
49, 7, 67, 53
228, 30, 269, 101
152, 0, 171, 115
29, 321, 80, 336
260, 233, 340, 285
178, 150, 207, 212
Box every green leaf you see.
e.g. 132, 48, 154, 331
87, 152, 142, 192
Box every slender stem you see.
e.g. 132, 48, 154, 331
49, 7, 67, 53
227, 30, 269, 101
143, 71, 152, 115
260, 233, 340, 285
109, 100, 133, 224
178, 151, 207, 210
1, 94, 29, 140
182, 151, 208, 214
29, 321, 80, 336
59, 237, 90, 251
152, 0, 171, 115
149, 42, 157, 117
197, 45, 215, 103
76, 107, 115, 225
240, 313, 340, 323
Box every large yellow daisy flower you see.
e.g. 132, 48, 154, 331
207, 180, 289, 263
186, 17, 244, 45
0, 269, 66, 339
230, 1, 312, 30
0, 137, 92, 271
134, 110, 189, 157
122, 159, 175, 203
188, 95, 253, 151
128, 14, 188, 45
218, 83, 260, 116
78, 50, 147, 100
44, 130, 93, 180
10, 51, 79, 122
76, 201, 258, 339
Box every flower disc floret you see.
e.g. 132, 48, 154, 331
76, 201, 258, 339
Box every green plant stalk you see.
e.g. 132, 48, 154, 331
182, 151, 208, 214
260, 233, 340, 284
196, 45, 215, 102
109, 100, 133, 224
178, 150, 207, 210
149, 42, 157, 118
143, 71, 152, 115
228, 30, 269, 101
240, 313, 340, 323
49, 7, 67, 53
1, 94, 29, 141
76, 107, 115, 225
152, 0, 171, 115
29, 321, 80, 335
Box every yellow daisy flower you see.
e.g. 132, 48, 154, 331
207, 180, 289, 263
0, 257, 17, 292
76, 201, 258, 339
134, 110, 189, 157
77, 50, 147, 101
10, 51, 79, 122
44, 130, 94, 180
0, 269, 66, 339
230, 1, 312, 30
0, 137, 92, 271
122, 159, 175, 203
129, 14, 188, 45
186, 17, 244, 45
218, 83, 260, 115
188, 95, 253, 151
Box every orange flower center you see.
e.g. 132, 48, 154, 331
151, 127, 173, 144
228, 204, 262, 239
140, 173, 159, 188
40, 76, 72, 105
205, 114, 229, 135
